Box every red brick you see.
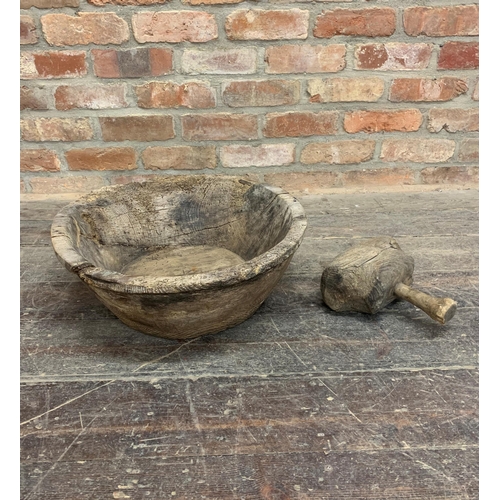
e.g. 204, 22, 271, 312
182, 114, 258, 141
314, 8, 396, 38
135, 82, 216, 109
438, 42, 479, 70
66, 148, 136, 171
20, 149, 60, 172
89, 0, 166, 5
181, 48, 257, 75
221, 144, 295, 168
381, 139, 455, 163
21, 16, 38, 45
265, 44, 345, 74
355, 43, 432, 70
55, 84, 127, 110
263, 171, 340, 194
344, 109, 422, 134
404, 5, 479, 37
132, 11, 217, 43
421, 166, 478, 185
21, 117, 94, 142
301, 140, 375, 165
20, 86, 51, 110
92, 48, 172, 78
223, 80, 300, 107
100, 116, 175, 142
428, 109, 478, 133
226, 9, 309, 41
21, 51, 87, 79
90, 50, 119, 78
149, 49, 174, 77
21, 0, 79, 7
342, 168, 415, 187
29, 176, 107, 194
389, 78, 468, 102
41, 13, 129, 46
457, 139, 479, 162
308, 78, 384, 103
143, 146, 217, 170
264, 111, 338, 138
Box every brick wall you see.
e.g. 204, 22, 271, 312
20, 0, 479, 194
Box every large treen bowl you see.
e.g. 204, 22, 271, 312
51, 175, 307, 340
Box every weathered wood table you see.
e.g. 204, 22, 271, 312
21, 188, 479, 500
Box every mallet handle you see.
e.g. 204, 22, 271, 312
394, 283, 457, 325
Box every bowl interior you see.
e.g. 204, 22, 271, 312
62, 177, 296, 277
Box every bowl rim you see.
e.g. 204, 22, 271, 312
51, 176, 307, 295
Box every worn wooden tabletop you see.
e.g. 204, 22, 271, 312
20, 188, 479, 500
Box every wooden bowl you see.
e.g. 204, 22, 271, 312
51, 176, 307, 340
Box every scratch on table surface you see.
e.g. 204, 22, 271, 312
185, 380, 208, 476
185, 381, 202, 435
317, 378, 338, 398
283, 340, 309, 369
245, 426, 258, 443
346, 406, 363, 424
363, 379, 403, 411
177, 351, 188, 373
318, 376, 362, 423
270, 317, 281, 335
21, 380, 115, 427
130, 338, 197, 373
416, 460, 439, 473
434, 387, 448, 404
21, 338, 197, 427
415, 459, 459, 487
140, 435, 172, 443
24, 411, 101, 500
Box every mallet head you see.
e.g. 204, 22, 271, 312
321, 236, 414, 314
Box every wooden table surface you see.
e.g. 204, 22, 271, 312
20, 189, 479, 500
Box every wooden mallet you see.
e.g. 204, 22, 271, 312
320, 236, 457, 324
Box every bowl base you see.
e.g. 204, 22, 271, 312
121, 245, 245, 278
